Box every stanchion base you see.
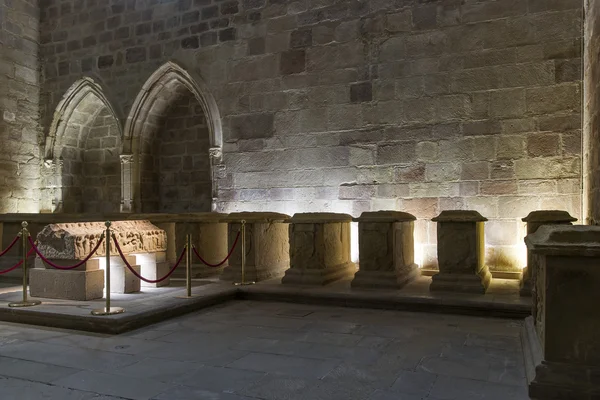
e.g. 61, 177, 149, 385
91, 307, 125, 316
8, 300, 41, 308
234, 281, 256, 286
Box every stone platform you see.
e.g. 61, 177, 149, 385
0, 276, 530, 334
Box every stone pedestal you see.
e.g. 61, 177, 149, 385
173, 214, 229, 279
109, 255, 141, 294
430, 210, 491, 294
523, 225, 600, 400
282, 213, 355, 286
220, 212, 290, 282
520, 210, 576, 297
133, 252, 169, 288
351, 211, 419, 290
31, 257, 104, 300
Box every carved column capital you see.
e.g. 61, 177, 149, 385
209, 147, 223, 163
120, 154, 134, 164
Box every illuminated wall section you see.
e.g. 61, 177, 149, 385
0, 0, 40, 213
37, 0, 584, 272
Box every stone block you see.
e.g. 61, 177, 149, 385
430, 210, 492, 294
519, 210, 576, 297
352, 211, 419, 290
523, 225, 600, 400
221, 212, 291, 282
280, 50, 306, 75
30, 269, 104, 301
283, 213, 355, 286
109, 256, 141, 294
230, 113, 275, 139
133, 252, 170, 288
34, 257, 100, 272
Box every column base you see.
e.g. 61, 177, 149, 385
282, 262, 356, 286
520, 267, 532, 297
220, 264, 287, 283
351, 264, 419, 290
429, 268, 492, 294
30, 268, 104, 301
522, 317, 600, 400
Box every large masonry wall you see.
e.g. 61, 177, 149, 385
584, 0, 599, 225
0, 0, 40, 213
39, 0, 583, 269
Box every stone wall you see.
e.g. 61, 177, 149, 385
584, 0, 599, 224
39, 0, 583, 270
148, 91, 212, 213
57, 95, 121, 213
0, 0, 40, 213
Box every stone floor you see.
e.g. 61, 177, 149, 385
0, 300, 529, 400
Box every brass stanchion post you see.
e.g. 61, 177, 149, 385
186, 233, 192, 297
92, 221, 124, 316
9, 221, 41, 307
234, 220, 254, 286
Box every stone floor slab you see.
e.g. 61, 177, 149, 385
53, 370, 172, 400
228, 353, 340, 379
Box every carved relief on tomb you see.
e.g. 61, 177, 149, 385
36, 221, 167, 260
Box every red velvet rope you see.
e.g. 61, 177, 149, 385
0, 235, 20, 258
0, 247, 35, 275
29, 236, 105, 270
192, 230, 240, 268
112, 235, 186, 283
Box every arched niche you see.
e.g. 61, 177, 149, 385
42, 77, 123, 213
122, 61, 223, 213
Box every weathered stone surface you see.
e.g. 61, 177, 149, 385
109, 256, 141, 294
430, 210, 492, 294
351, 211, 419, 290
30, 269, 104, 301
35, 221, 167, 260
221, 212, 291, 282
283, 213, 354, 286
134, 252, 170, 288
520, 210, 577, 297
523, 225, 600, 400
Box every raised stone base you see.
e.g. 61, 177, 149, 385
282, 262, 356, 286
522, 317, 600, 400
30, 268, 104, 301
430, 269, 492, 294
110, 265, 141, 294
140, 261, 170, 288
351, 265, 420, 290
220, 264, 287, 283
189, 263, 225, 279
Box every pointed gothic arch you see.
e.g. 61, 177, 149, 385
41, 77, 123, 213
122, 61, 223, 213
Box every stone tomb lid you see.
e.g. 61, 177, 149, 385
291, 212, 353, 223
225, 212, 291, 223
432, 210, 488, 222
354, 211, 416, 222
525, 225, 600, 256
121, 212, 229, 223
36, 220, 167, 260
521, 210, 577, 223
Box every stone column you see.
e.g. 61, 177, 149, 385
172, 213, 229, 278
351, 211, 419, 290
120, 154, 134, 213
282, 213, 354, 286
430, 210, 491, 294
523, 225, 600, 400
520, 210, 576, 297
39, 159, 57, 213
220, 212, 290, 282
